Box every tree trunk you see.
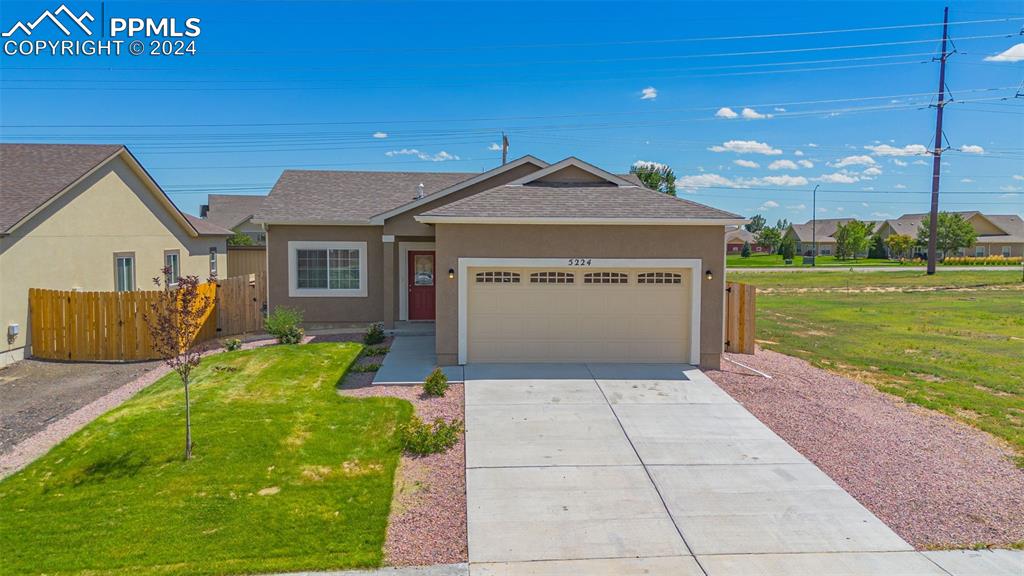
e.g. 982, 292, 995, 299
184, 377, 192, 460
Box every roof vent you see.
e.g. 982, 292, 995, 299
415, 182, 425, 199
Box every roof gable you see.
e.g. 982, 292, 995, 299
204, 194, 268, 229
506, 157, 636, 188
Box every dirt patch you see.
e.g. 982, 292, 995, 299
0, 359, 161, 455
709, 349, 1024, 549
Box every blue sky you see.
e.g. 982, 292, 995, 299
1, 0, 1022, 222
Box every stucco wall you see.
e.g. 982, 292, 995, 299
434, 224, 727, 369
265, 224, 386, 324
0, 157, 226, 366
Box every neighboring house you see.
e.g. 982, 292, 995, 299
725, 228, 769, 254
201, 194, 267, 244
255, 156, 745, 369
0, 144, 231, 366
874, 211, 1024, 258
784, 218, 879, 256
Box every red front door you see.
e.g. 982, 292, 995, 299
408, 251, 436, 320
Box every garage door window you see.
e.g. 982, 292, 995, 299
583, 271, 628, 284
476, 271, 520, 283
638, 272, 682, 284
530, 271, 574, 284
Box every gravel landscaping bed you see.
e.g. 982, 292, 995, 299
340, 378, 467, 566
707, 349, 1024, 549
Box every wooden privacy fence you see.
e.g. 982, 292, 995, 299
30, 282, 219, 362
227, 246, 266, 278
724, 281, 756, 355
215, 272, 267, 336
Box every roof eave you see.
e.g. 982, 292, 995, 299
415, 216, 750, 226
252, 219, 373, 226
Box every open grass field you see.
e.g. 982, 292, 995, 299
729, 270, 1024, 464
727, 254, 899, 267
0, 343, 413, 576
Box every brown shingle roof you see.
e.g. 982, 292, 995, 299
726, 228, 757, 244
184, 214, 232, 236
204, 194, 267, 229
0, 143, 123, 232
788, 218, 879, 242
420, 182, 742, 220
258, 170, 473, 223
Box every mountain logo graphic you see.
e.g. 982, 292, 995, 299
2, 4, 94, 37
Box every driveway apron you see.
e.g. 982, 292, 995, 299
464, 363, 950, 576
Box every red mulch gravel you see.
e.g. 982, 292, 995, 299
707, 349, 1024, 549
340, 377, 467, 566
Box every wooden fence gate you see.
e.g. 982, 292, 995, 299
724, 281, 756, 354
215, 272, 267, 336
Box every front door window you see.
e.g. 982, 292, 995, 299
414, 254, 434, 286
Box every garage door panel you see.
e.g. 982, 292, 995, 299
467, 267, 692, 363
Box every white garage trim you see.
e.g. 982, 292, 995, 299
399, 241, 436, 320
457, 258, 702, 365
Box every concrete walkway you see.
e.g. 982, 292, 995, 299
373, 328, 463, 385
464, 363, 970, 575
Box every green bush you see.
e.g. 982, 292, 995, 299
362, 345, 390, 357
223, 338, 243, 352
400, 416, 463, 455
364, 322, 386, 345
349, 362, 382, 373
423, 367, 449, 397
265, 307, 304, 344
740, 241, 751, 258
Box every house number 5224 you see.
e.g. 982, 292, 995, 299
567, 258, 592, 266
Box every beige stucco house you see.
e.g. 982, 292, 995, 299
256, 156, 745, 369
874, 212, 1024, 258
0, 144, 231, 366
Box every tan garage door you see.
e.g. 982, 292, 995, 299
467, 267, 692, 363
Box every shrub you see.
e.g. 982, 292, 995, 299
400, 416, 463, 455
364, 322, 386, 345
265, 306, 304, 344
423, 367, 449, 397
349, 362, 382, 373
740, 241, 751, 258
362, 345, 390, 357
223, 338, 243, 351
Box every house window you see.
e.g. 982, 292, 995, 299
530, 271, 573, 284
957, 248, 966, 257
476, 271, 520, 283
638, 272, 682, 284
288, 241, 367, 297
114, 253, 135, 292
1002, 246, 1012, 257
164, 250, 180, 285
975, 246, 987, 257
820, 248, 832, 256
209, 247, 218, 277
584, 272, 628, 284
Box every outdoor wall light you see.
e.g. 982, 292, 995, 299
448, 268, 455, 279
705, 270, 714, 281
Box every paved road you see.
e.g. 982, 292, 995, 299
464, 364, 959, 575
729, 265, 1020, 273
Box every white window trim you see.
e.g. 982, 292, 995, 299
288, 240, 368, 298
457, 258, 702, 366
399, 242, 436, 320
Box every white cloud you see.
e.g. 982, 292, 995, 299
984, 43, 1024, 62
372, 131, 388, 139
741, 107, 772, 119
385, 148, 460, 162
488, 142, 501, 151
815, 172, 860, 184
1014, 175, 1024, 181
708, 140, 782, 155
774, 107, 787, 112
715, 107, 738, 119
768, 159, 798, 170
893, 184, 907, 189
797, 159, 814, 168
632, 160, 669, 171
1000, 185, 1022, 193
960, 144, 985, 154
913, 159, 928, 165
733, 159, 760, 168
794, 150, 804, 156
1001, 193, 1020, 198
759, 200, 780, 210
865, 143, 929, 157
960, 178, 974, 183
787, 203, 806, 210
862, 166, 883, 176
818, 207, 829, 213
807, 143, 818, 148
836, 207, 845, 213
872, 212, 894, 219
752, 175, 808, 186
861, 202, 870, 207
892, 159, 908, 166
833, 155, 876, 167
641, 86, 658, 100
676, 173, 744, 191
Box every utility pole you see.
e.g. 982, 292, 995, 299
926, 6, 950, 275
811, 184, 819, 267
501, 132, 509, 165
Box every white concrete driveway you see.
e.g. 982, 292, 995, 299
464, 364, 952, 575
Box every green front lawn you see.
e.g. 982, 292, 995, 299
728, 253, 899, 268
730, 271, 1024, 463
0, 343, 413, 576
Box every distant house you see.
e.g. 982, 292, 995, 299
783, 218, 879, 257
200, 194, 267, 245
874, 212, 1024, 258
0, 144, 231, 366
725, 228, 769, 254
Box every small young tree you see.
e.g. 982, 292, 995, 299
868, 234, 887, 259
834, 220, 871, 260
740, 241, 751, 258
780, 236, 796, 261
755, 226, 782, 254
630, 161, 677, 196
885, 233, 915, 259
745, 214, 766, 234
227, 230, 254, 246
917, 212, 978, 257
146, 269, 216, 460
